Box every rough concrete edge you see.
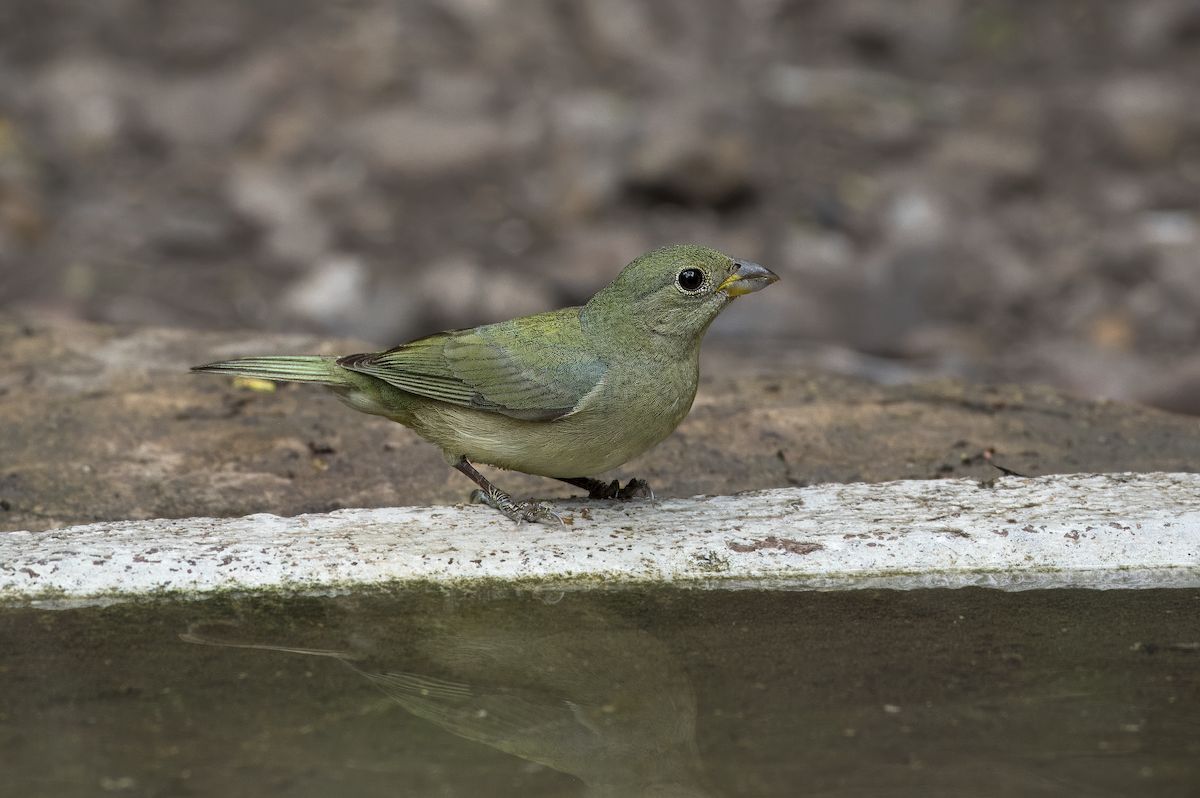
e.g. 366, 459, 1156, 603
3, 472, 1199, 606
17, 567, 1200, 612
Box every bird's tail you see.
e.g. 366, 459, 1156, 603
191, 356, 349, 386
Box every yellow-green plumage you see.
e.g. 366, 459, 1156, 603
194, 244, 778, 522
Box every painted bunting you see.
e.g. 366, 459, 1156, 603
193, 244, 778, 523
181, 598, 716, 795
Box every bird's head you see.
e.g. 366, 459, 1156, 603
585, 244, 779, 348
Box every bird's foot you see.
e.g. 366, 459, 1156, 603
469, 488, 564, 526
607, 477, 654, 501
560, 476, 654, 501
454, 458, 564, 526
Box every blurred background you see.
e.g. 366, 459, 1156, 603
3, 0, 1200, 414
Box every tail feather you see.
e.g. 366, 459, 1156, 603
191, 356, 348, 386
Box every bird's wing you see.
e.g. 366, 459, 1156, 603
338, 331, 480, 406
360, 670, 602, 767
337, 308, 606, 421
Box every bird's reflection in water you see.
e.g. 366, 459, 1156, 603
182, 591, 720, 797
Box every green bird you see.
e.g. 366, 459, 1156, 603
193, 244, 778, 524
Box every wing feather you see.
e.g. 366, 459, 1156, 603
337, 308, 605, 420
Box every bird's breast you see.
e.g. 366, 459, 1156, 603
408, 353, 700, 478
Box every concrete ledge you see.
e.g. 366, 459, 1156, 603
3, 473, 1199, 603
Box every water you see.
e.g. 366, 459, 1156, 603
2, 586, 1198, 796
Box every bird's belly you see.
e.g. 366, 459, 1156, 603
406, 397, 689, 478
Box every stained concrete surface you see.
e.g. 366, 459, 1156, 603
3, 473, 1199, 603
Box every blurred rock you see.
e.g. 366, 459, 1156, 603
417, 71, 494, 117
1115, 0, 1200, 57
281, 255, 422, 344
479, 269, 557, 323
978, 89, 1045, 136
148, 198, 249, 256
439, 0, 503, 27
493, 217, 532, 255
284, 255, 370, 331
139, 64, 270, 149
854, 182, 962, 352
99, 294, 188, 329
227, 164, 331, 264
0, 118, 48, 244
1023, 339, 1157, 403
854, 243, 948, 356
929, 131, 1043, 193
326, 4, 404, 97
897, 321, 990, 365
1155, 247, 1200, 318
34, 59, 127, 156
1137, 209, 1198, 247
581, 0, 659, 63
779, 226, 856, 280
773, 225, 862, 339
1128, 279, 1199, 345
415, 254, 555, 329
884, 186, 950, 245
762, 65, 964, 144
124, 0, 259, 67
417, 255, 485, 327
1099, 176, 1151, 213
623, 99, 755, 209
960, 220, 1037, 301
254, 97, 326, 162
346, 108, 536, 177
547, 91, 634, 218
1137, 353, 1200, 416
1088, 313, 1137, 352
834, 0, 964, 59
1098, 76, 1188, 164
54, 191, 143, 257
544, 226, 650, 301
764, 65, 874, 110
356, 279, 426, 346
1107, 233, 1157, 283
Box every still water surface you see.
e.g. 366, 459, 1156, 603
2, 586, 1198, 796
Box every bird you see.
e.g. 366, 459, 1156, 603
180, 594, 720, 796
193, 244, 778, 523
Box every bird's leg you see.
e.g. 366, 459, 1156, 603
453, 458, 563, 526
557, 476, 654, 501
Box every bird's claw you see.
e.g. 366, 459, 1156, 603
470, 489, 564, 526
586, 477, 654, 501
618, 478, 654, 501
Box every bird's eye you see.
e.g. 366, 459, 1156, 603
677, 268, 705, 292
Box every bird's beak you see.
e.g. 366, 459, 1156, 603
717, 259, 780, 296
